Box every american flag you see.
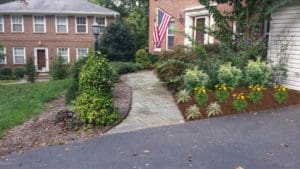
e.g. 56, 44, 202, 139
153, 8, 172, 48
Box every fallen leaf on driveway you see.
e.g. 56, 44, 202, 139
143, 150, 151, 153
235, 166, 244, 169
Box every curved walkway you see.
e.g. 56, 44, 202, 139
108, 70, 184, 134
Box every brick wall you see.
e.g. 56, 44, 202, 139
0, 15, 115, 70
149, 0, 232, 53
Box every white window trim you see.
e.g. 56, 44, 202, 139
94, 16, 107, 26
166, 19, 175, 51
13, 47, 26, 64
0, 48, 7, 64
75, 16, 88, 33
11, 16, 24, 33
55, 16, 68, 33
33, 15, 46, 33
0, 16, 4, 32
76, 48, 89, 60
57, 47, 70, 63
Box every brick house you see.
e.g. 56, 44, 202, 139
0, 0, 118, 72
149, 0, 233, 53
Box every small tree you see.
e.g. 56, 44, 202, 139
25, 57, 36, 83
50, 55, 69, 80
99, 20, 136, 61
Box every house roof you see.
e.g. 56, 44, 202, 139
0, 0, 119, 16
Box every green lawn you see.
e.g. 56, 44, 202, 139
0, 80, 71, 137
0, 80, 19, 85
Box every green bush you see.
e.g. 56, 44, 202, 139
158, 45, 198, 62
244, 58, 271, 86
79, 54, 117, 95
50, 55, 69, 80
65, 57, 88, 104
99, 20, 136, 61
135, 49, 151, 69
109, 62, 139, 75
75, 53, 119, 126
197, 57, 224, 89
156, 59, 190, 91
0, 67, 13, 80
25, 57, 36, 83
74, 90, 118, 126
203, 44, 221, 56
183, 67, 208, 92
217, 63, 242, 88
13, 67, 26, 79
149, 53, 159, 65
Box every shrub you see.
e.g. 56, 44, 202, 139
186, 105, 202, 120
206, 102, 223, 118
50, 55, 69, 80
248, 84, 265, 103
13, 67, 26, 79
0, 67, 13, 80
149, 53, 159, 65
214, 83, 231, 103
65, 57, 88, 104
232, 93, 247, 112
74, 90, 119, 126
25, 57, 36, 83
217, 63, 242, 88
273, 85, 288, 104
156, 59, 190, 91
99, 20, 136, 61
197, 57, 224, 89
135, 49, 151, 69
183, 67, 208, 92
244, 58, 271, 86
79, 54, 117, 95
194, 86, 208, 107
158, 45, 198, 62
175, 89, 191, 104
75, 53, 119, 126
203, 44, 221, 56
110, 62, 139, 75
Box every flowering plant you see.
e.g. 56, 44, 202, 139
248, 84, 265, 103
194, 86, 208, 107
214, 83, 231, 103
273, 85, 288, 104
232, 93, 247, 112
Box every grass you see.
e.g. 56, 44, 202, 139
0, 79, 71, 137
0, 80, 19, 85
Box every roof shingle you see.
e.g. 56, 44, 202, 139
0, 0, 119, 16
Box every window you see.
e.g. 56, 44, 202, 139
76, 48, 88, 60
11, 16, 23, 32
56, 16, 68, 33
33, 16, 46, 33
0, 48, 6, 64
57, 48, 70, 62
95, 17, 106, 32
13, 47, 26, 64
166, 20, 175, 50
76, 16, 87, 33
0, 16, 4, 32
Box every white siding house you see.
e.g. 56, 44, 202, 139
268, 1, 300, 90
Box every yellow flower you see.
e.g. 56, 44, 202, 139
241, 96, 245, 100
223, 87, 227, 91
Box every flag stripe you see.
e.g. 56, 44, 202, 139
152, 8, 172, 48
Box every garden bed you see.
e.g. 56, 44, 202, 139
0, 80, 132, 158
175, 88, 300, 121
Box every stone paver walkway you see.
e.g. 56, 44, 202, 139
108, 70, 184, 134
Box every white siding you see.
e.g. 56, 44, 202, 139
268, 4, 300, 90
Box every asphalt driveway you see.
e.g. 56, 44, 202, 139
1, 105, 300, 169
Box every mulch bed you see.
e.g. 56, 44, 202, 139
176, 88, 300, 121
0, 80, 132, 159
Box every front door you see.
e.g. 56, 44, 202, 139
37, 49, 46, 71
195, 18, 206, 44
